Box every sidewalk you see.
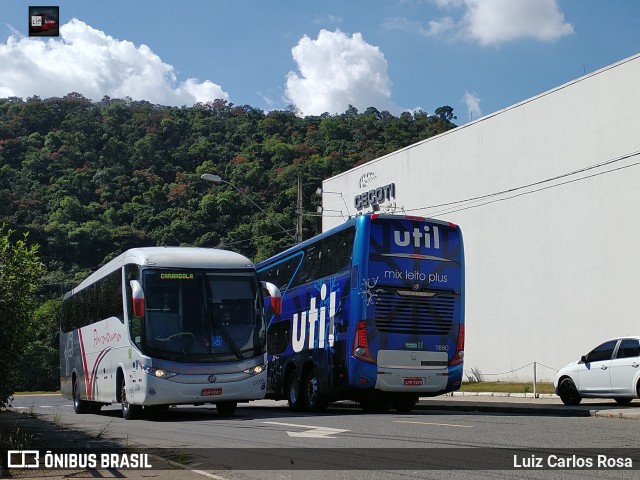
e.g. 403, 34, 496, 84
416, 391, 640, 420
0, 409, 207, 480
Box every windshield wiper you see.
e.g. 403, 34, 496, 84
209, 311, 243, 360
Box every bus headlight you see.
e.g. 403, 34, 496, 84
242, 364, 266, 376
141, 365, 178, 379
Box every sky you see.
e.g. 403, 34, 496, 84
1, 0, 639, 123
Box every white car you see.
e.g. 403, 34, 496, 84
554, 336, 640, 406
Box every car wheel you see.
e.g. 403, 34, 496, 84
614, 397, 633, 405
558, 377, 582, 406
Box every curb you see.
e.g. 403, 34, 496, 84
450, 391, 558, 399
416, 392, 640, 420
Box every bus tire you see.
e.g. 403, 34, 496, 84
393, 394, 418, 413
303, 367, 327, 412
286, 370, 303, 411
216, 401, 237, 415
72, 376, 89, 414
121, 380, 142, 420
360, 397, 391, 413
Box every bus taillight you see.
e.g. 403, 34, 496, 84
353, 320, 375, 363
449, 324, 465, 366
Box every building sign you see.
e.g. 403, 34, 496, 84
354, 181, 396, 211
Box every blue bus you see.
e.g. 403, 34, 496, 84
257, 213, 464, 413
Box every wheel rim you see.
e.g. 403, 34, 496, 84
306, 374, 319, 408
288, 375, 299, 405
73, 381, 80, 409
121, 384, 129, 414
560, 379, 578, 403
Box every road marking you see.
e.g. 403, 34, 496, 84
395, 420, 474, 428
12, 405, 59, 409
262, 421, 349, 438
153, 455, 230, 480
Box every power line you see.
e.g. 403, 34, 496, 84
402, 149, 640, 216
432, 159, 640, 217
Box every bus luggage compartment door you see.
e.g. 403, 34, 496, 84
375, 350, 449, 392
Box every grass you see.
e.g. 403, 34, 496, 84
460, 382, 555, 395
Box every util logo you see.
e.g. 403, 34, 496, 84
394, 225, 440, 249
292, 283, 336, 353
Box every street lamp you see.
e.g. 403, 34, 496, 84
201, 174, 295, 240
315, 186, 351, 219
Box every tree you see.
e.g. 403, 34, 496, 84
435, 105, 457, 122
15, 299, 61, 392
0, 227, 45, 406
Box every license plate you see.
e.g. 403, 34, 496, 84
403, 378, 424, 386
201, 388, 222, 396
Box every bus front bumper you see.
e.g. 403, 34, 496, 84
137, 370, 267, 406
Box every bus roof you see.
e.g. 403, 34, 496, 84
256, 213, 458, 268
67, 247, 255, 297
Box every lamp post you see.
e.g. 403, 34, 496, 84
201, 174, 295, 241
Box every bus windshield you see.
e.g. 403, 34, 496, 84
141, 269, 264, 362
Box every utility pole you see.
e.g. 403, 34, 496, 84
295, 174, 303, 244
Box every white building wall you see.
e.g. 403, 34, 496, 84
322, 53, 640, 382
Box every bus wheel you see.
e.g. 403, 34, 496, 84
303, 368, 327, 412
393, 395, 418, 413
216, 401, 237, 416
286, 371, 303, 411
360, 397, 391, 413
72, 377, 89, 414
121, 380, 142, 420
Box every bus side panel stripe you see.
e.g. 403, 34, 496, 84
89, 347, 112, 401
77, 329, 91, 400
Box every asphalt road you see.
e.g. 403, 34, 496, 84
6, 394, 640, 480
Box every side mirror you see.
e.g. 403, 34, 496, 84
580, 355, 587, 364
261, 281, 282, 315
130, 280, 145, 318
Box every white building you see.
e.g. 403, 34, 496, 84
321, 53, 640, 382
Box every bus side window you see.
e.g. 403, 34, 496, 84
319, 227, 355, 278
260, 254, 304, 292
295, 245, 321, 288
267, 320, 290, 355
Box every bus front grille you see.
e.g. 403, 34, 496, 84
373, 291, 455, 335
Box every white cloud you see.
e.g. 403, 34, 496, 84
428, 0, 574, 46
0, 19, 228, 105
463, 90, 482, 120
383, 16, 455, 37
285, 29, 397, 116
